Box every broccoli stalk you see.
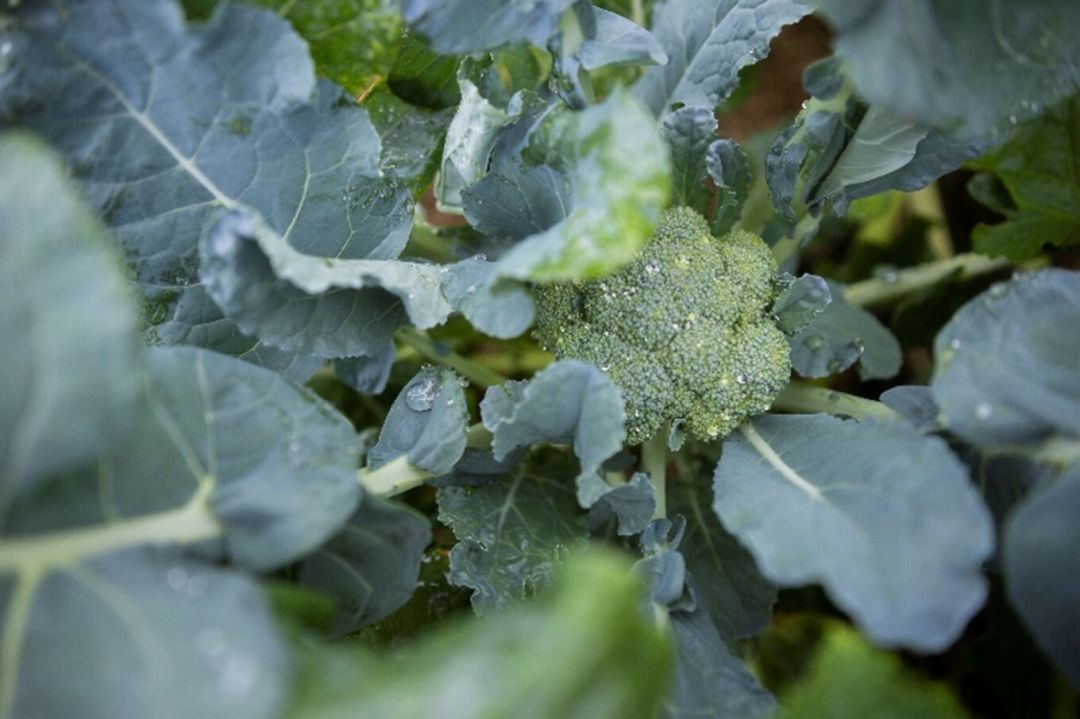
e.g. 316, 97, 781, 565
533, 207, 791, 445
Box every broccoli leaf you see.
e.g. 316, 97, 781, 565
661, 105, 718, 215
633, 0, 811, 116
766, 59, 987, 227
879, 386, 943, 434
480, 361, 626, 481
668, 478, 776, 640
333, 342, 396, 395
402, 0, 575, 55
705, 138, 752, 235
810, 0, 1080, 138
579, 8, 668, 70
440, 257, 536, 339
1004, 466, 1080, 689
777, 624, 970, 719
773, 274, 832, 335
368, 366, 468, 475
932, 269, 1080, 447
789, 285, 901, 380
578, 472, 657, 536
437, 449, 587, 613
493, 89, 672, 281
0, 1, 413, 361
0, 135, 139, 495
365, 86, 454, 195
285, 551, 672, 719
2, 549, 290, 719
297, 496, 431, 635
201, 209, 447, 358
968, 95, 1080, 260
713, 415, 994, 651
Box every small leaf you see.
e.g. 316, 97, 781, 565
705, 138, 752, 235
480, 360, 626, 481
773, 274, 832, 335
368, 366, 468, 475
438, 448, 587, 613
297, 496, 432, 635
333, 342, 396, 395
441, 257, 536, 339
661, 105, 718, 214
932, 269, 1080, 447
1004, 466, 1080, 689
789, 284, 901, 380
579, 472, 656, 537
713, 415, 994, 651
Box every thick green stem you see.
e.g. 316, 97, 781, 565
843, 253, 1010, 308
394, 326, 506, 388
771, 382, 898, 422
642, 425, 669, 519
359, 423, 493, 497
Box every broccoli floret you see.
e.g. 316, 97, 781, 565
533, 207, 791, 444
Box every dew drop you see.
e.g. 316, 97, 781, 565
880, 269, 899, 284
166, 567, 189, 592
989, 283, 1007, 297
949, 338, 962, 351
975, 403, 993, 421
220, 655, 258, 699
826, 359, 842, 373
735, 373, 748, 385
644, 260, 660, 274
405, 377, 437, 411
803, 334, 825, 350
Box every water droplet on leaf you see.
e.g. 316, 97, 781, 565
405, 377, 437, 412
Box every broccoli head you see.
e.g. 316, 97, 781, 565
533, 207, 791, 444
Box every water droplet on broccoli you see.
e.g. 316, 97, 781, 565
405, 377, 438, 412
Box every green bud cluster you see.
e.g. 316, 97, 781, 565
533, 207, 791, 444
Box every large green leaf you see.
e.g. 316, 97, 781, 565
402, 0, 575, 55
777, 624, 970, 719
661, 105, 718, 215
2, 549, 290, 719
1004, 466, 1080, 689
200, 207, 446, 358
713, 415, 994, 651
633, 0, 811, 116
0, 138, 363, 719
811, 0, 1080, 137
0, 0, 413, 361
932, 269, 1080, 447
286, 551, 672, 719
438, 448, 587, 613
0, 135, 139, 502
969, 94, 1080, 259
493, 88, 671, 281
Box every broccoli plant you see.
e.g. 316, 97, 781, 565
535, 207, 790, 443
1, 1, 1079, 719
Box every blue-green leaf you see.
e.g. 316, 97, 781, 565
932, 269, 1080, 447
1004, 466, 1080, 689
6, 549, 289, 719
580, 8, 668, 70
368, 366, 468, 475
480, 361, 626, 481
333, 342, 396, 395
773, 274, 832, 335
0, 1, 414, 360
633, 0, 811, 116
810, 0, 1080, 137
202, 209, 449, 358
705, 138, 751, 235
493, 89, 672, 281
713, 415, 994, 651
0, 135, 139, 496
438, 449, 587, 613
579, 472, 656, 536
402, 0, 575, 54
789, 286, 901, 380
879, 386, 943, 434
297, 496, 431, 635
441, 257, 536, 339
661, 105, 718, 214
